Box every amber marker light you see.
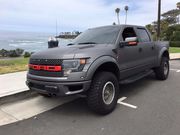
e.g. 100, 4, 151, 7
80, 59, 86, 65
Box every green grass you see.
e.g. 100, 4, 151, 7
0, 57, 29, 74
169, 47, 180, 53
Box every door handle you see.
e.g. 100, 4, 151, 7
139, 48, 142, 52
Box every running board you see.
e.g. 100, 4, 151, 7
120, 70, 153, 84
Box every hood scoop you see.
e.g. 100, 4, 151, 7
78, 45, 95, 49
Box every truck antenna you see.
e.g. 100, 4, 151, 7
56, 19, 58, 37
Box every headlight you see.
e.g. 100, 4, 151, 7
63, 59, 87, 76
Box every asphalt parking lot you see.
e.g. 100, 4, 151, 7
0, 60, 180, 135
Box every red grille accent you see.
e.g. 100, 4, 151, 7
29, 64, 62, 72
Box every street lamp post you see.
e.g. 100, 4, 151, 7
125, 6, 129, 24
115, 8, 120, 25
157, 0, 161, 40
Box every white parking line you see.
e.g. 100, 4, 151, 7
170, 69, 179, 71
170, 69, 180, 73
117, 97, 137, 109
118, 97, 127, 102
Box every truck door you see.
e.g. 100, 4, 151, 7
117, 27, 143, 79
135, 27, 156, 69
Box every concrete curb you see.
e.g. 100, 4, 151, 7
170, 53, 180, 60
170, 58, 180, 61
0, 90, 38, 106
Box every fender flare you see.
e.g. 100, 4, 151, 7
158, 47, 169, 65
85, 56, 120, 80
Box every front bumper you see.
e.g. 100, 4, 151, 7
26, 76, 91, 96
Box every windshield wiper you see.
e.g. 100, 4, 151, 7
78, 42, 97, 45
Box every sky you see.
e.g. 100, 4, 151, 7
0, 0, 179, 33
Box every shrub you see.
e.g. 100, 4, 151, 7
170, 41, 180, 47
0, 48, 24, 57
171, 31, 180, 41
15, 48, 24, 56
8, 50, 19, 57
165, 24, 180, 41
23, 52, 31, 58
0, 49, 8, 57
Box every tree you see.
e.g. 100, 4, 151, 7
160, 20, 169, 39
162, 9, 180, 24
147, 2, 180, 41
0, 49, 8, 57
124, 6, 129, 24
75, 31, 81, 35
165, 24, 180, 41
146, 24, 157, 41
177, 2, 180, 24
177, 2, 180, 9
146, 24, 154, 33
15, 48, 24, 56
115, 8, 120, 24
24, 52, 31, 58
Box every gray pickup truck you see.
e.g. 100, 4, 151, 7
26, 25, 169, 114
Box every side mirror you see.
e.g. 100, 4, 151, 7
125, 37, 138, 46
119, 37, 138, 48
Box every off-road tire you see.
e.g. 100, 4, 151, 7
87, 72, 119, 115
154, 57, 169, 80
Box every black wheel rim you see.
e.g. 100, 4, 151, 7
164, 61, 169, 76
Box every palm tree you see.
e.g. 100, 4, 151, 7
115, 8, 120, 24
124, 6, 129, 24
177, 2, 180, 9
177, 2, 180, 24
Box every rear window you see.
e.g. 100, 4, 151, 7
137, 28, 151, 42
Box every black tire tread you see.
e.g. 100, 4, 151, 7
154, 57, 169, 80
87, 71, 119, 115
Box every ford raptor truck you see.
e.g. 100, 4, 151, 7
26, 25, 170, 115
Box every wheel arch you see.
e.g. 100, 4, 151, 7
85, 56, 120, 81
158, 48, 170, 66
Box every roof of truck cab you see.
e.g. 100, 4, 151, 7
88, 25, 146, 30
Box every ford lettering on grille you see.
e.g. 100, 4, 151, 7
29, 64, 62, 72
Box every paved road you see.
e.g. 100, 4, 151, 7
0, 60, 180, 135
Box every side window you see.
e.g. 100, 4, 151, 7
122, 27, 137, 41
137, 28, 151, 42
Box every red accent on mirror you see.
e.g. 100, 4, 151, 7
128, 41, 137, 45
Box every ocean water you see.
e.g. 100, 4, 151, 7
0, 30, 72, 52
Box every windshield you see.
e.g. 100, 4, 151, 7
69, 26, 120, 45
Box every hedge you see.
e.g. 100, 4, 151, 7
170, 41, 180, 47
23, 52, 31, 58
0, 48, 24, 57
171, 31, 180, 41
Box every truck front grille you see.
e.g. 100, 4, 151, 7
30, 59, 63, 65
29, 58, 63, 77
